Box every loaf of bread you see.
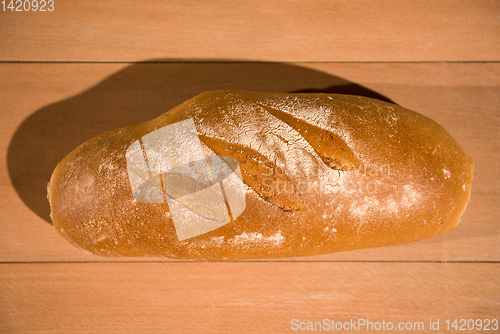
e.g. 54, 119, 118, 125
48, 90, 473, 260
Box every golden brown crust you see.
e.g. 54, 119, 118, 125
48, 90, 473, 260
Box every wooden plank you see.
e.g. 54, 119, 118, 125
0, 0, 498, 62
1, 262, 498, 333
1, 62, 498, 262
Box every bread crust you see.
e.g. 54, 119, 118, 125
48, 90, 473, 260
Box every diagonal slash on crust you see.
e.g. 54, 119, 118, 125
257, 103, 359, 171
198, 134, 304, 212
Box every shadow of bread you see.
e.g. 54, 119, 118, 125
8, 60, 394, 224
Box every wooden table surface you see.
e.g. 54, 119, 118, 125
1, 1, 499, 333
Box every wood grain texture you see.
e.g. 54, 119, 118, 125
0, 0, 498, 62
1, 1, 498, 332
1, 62, 498, 263
1, 262, 498, 334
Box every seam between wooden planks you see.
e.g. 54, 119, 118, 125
0, 60, 499, 64
0, 260, 498, 264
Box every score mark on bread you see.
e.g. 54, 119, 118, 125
198, 134, 304, 211
258, 103, 359, 171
